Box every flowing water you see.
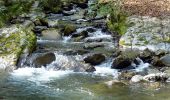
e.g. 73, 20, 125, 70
1, 1, 170, 99
1, 35, 170, 100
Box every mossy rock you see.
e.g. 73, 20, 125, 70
0, 28, 36, 70
63, 25, 76, 36
112, 49, 140, 69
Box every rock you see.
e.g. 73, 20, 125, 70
120, 16, 170, 51
48, 54, 95, 72
143, 73, 169, 82
63, 25, 76, 36
32, 53, 56, 68
140, 48, 154, 63
151, 56, 165, 67
72, 30, 88, 38
86, 28, 96, 33
160, 54, 170, 67
143, 82, 161, 90
131, 75, 143, 83
35, 18, 48, 26
112, 50, 139, 69
47, 19, 59, 28
10, 17, 25, 24
155, 50, 166, 57
118, 71, 137, 80
83, 43, 104, 49
64, 50, 89, 55
105, 80, 127, 88
72, 31, 88, 41
84, 54, 105, 65
41, 28, 62, 40
33, 26, 47, 34
0, 27, 36, 71
62, 10, 75, 16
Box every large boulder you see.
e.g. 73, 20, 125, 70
0, 27, 36, 71
160, 54, 170, 67
112, 50, 139, 69
41, 28, 62, 40
31, 52, 56, 68
84, 54, 105, 65
139, 48, 154, 63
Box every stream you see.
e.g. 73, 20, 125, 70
0, 0, 170, 100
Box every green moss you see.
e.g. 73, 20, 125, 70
0, 29, 36, 63
63, 25, 76, 36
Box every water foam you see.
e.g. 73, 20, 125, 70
11, 67, 73, 82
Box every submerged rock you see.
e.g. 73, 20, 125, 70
84, 54, 105, 65
83, 43, 104, 49
105, 80, 127, 88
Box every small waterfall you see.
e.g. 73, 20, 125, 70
134, 57, 150, 72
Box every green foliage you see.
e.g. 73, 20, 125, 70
106, 1, 128, 35
0, 0, 34, 28
39, 0, 62, 13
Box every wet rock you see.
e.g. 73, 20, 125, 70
118, 71, 137, 80
72, 30, 88, 39
10, 17, 25, 24
76, 3, 88, 9
63, 25, 76, 36
105, 80, 127, 88
140, 48, 154, 63
160, 54, 170, 67
131, 75, 143, 83
34, 18, 48, 26
84, 43, 104, 49
155, 50, 166, 57
62, 10, 74, 16
47, 19, 59, 28
143, 73, 169, 82
41, 28, 62, 40
64, 50, 89, 55
33, 26, 47, 34
112, 50, 139, 69
151, 56, 165, 67
86, 27, 96, 33
84, 54, 105, 65
32, 53, 56, 68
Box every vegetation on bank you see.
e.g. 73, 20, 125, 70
88, 0, 128, 47
0, 0, 33, 27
